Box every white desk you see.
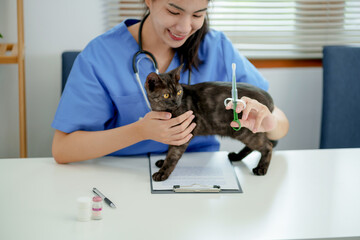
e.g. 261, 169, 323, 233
0, 149, 359, 240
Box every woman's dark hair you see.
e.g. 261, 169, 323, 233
176, 14, 209, 72
143, 6, 209, 72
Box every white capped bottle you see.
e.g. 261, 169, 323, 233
77, 197, 91, 222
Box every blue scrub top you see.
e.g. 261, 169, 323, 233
52, 19, 269, 156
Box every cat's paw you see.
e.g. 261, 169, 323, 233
252, 166, 268, 176
152, 171, 170, 181
228, 147, 253, 162
155, 159, 164, 168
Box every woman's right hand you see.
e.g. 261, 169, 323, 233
137, 110, 196, 145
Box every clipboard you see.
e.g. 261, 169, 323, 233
149, 151, 243, 194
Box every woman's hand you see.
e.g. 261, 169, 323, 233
226, 97, 277, 134
138, 110, 196, 145
52, 111, 196, 164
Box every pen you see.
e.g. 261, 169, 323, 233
92, 187, 116, 208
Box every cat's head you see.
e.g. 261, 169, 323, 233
145, 64, 184, 112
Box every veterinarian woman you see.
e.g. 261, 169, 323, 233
52, 0, 289, 163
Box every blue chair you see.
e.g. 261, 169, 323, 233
320, 46, 360, 149
61, 51, 80, 93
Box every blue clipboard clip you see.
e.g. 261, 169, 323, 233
173, 184, 221, 193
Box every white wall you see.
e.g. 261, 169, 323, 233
0, 0, 323, 158
0, 0, 103, 158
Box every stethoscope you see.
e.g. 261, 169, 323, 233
132, 13, 192, 110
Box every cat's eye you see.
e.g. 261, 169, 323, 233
163, 93, 170, 99
177, 90, 182, 96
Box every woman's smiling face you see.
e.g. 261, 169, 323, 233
145, 0, 209, 48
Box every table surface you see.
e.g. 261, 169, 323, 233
1, 148, 360, 240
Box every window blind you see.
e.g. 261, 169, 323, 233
104, 0, 145, 28
104, 0, 360, 59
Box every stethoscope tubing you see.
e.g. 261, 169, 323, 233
132, 14, 158, 75
132, 13, 192, 111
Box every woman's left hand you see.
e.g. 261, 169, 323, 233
225, 96, 277, 133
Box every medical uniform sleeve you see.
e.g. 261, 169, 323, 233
52, 53, 114, 133
220, 33, 269, 91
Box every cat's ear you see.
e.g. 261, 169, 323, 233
172, 64, 183, 83
145, 72, 161, 92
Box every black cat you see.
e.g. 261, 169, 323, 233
145, 65, 277, 181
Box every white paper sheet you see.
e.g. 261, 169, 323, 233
150, 151, 242, 192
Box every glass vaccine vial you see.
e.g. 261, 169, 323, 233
77, 197, 91, 222
92, 196, 103, 220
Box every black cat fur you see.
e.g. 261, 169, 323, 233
145, 65, 277, 181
